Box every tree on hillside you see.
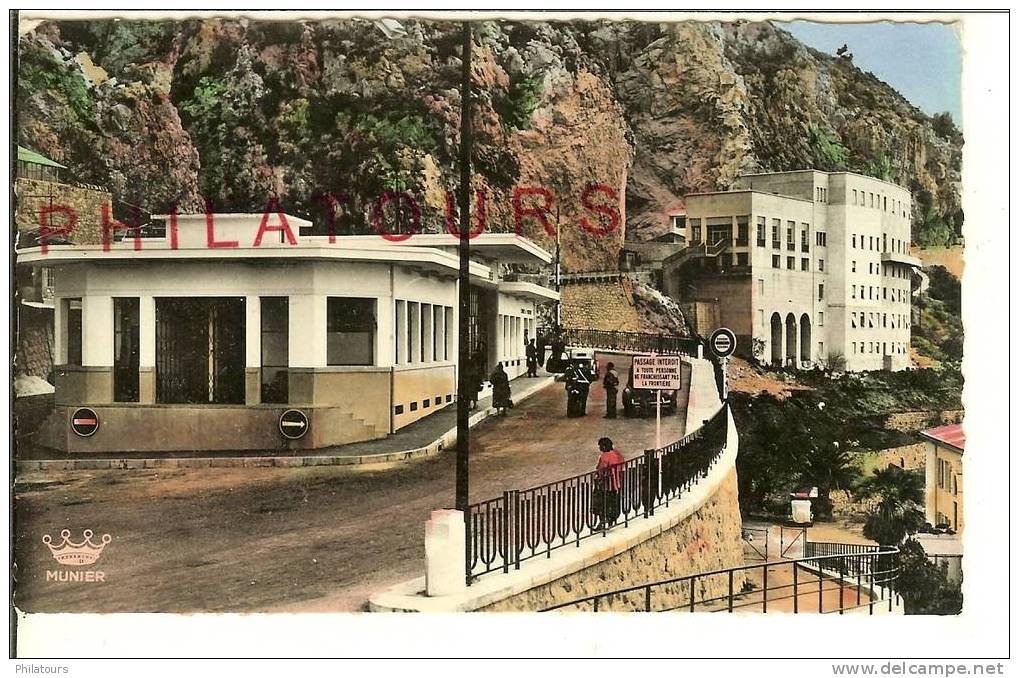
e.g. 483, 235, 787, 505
797, 441, 861, 520
858, 465, 926, 544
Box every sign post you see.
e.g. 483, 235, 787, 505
631, 355, 682, 451
708, 328, 737, 401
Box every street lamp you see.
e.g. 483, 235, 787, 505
455, 21, 473, 515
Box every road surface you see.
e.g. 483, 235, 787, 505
14, 353, 687, 613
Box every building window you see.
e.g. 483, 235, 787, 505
818, 341, 824, 355
786, 221, 795, 250
771, 219, 781, 248
63, 298, 83, 366
260, 297, 289, 403
113, 297, 140, 402
818, 259, 825, 271
815, 231, 826, 247
758, 278, 764, 295
736, 216, 749, 246
786, 256, 794, 270
327, 297, 376, 366
852, 189, 857, 205
818, 283, 824, 301
883, 196, 887, 211
756, 217, 766, 246
851, 285, 856, 299
772, 255, 780, 269
869, 192, 874, 207
851, 312, 856, 328
736, 252, 748, 267
852, 234, 856, 249
801, 258, 809, 271
689, 218, 702, 243
155, 297, 245, 404
818, 311, 824, 327
445, 307, 454, 360
852, 260, 856, 273
800, 227, 809, 252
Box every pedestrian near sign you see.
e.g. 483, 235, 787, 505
279, 409, 309, 440
70, 407, 99, 437
709, 327, 737, 359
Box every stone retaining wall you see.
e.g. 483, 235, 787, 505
481, 467, 745, 612
561, 279, 641, 333
883, 410, 964, 432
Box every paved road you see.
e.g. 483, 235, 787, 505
14, 354, 686, 613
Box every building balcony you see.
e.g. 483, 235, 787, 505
881, 251, 922, 267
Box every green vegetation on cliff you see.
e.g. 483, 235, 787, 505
912, 265, 964, 364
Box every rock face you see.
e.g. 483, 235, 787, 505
17, 18, 963, 269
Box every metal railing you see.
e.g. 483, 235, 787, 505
536, 327, 701, 357
541, 542, 900, 613
466, 405, 730, 583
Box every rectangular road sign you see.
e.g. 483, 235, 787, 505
631, 355, 682, 390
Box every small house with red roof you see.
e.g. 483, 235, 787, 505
920, 423, 965, 533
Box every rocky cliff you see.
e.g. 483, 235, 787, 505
17, 17, 963, 271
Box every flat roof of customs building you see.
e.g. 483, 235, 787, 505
331, 232, 555, 265
683, 189, 814, 205
737, 169, 912, 194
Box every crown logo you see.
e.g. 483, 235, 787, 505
42, 529, 111, 566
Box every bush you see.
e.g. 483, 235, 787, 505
808, 124, 851, 170
823, 351, 847, 373
494, 75, 544, 130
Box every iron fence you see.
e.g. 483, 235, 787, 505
542, 543, 901, 614
535, 327, 701, 358
466, 405, 729, 582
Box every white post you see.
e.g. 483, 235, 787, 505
245, 295, 261, 369
139, 296, 155, 369
425, 509, 467, 596
81, 295, 114, 367
655, 388, 662, 451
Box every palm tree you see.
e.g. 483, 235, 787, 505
858, 465, 926, 544
798, 442, 861, 520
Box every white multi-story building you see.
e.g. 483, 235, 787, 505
662, 170, 920, 371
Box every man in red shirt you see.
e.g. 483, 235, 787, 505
595, 437, 625, 528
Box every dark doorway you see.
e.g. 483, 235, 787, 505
113, 297, 140, 402
155, 297, 245, 404
467, 286, 492, 381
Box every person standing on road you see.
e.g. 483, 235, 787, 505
526, 339, 539, 377
603, 361, 619, 419
563, 359, 591, 417
594, 437, 624, 529
489, 362, 512, 416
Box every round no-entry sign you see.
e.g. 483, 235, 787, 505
70, 407, 99, 437
709, 328, 737, 359
279, 409, 309, 440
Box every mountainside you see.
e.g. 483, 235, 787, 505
17, 17, 963, 271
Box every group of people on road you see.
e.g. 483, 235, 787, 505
564, 359, 619, 420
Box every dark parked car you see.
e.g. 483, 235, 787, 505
622, 366, 678, 417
